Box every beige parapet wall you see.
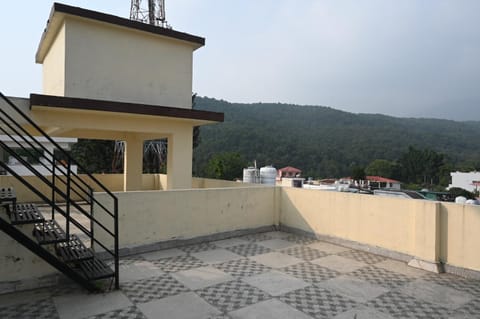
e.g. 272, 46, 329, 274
0, 174, 164, 204
2, 185, 480, 293
440, 202, 480, 272
279, 188, 441, 263
0, 174, 247, 203
191, 177, 252, 189
93, 186, 277, 250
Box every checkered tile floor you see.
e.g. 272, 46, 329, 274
1, 231, 480, 319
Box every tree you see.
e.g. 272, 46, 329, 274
70, 139, 115, 173
205, 152, 247, 180
192, 93, 201, 149
399, 146, 446, 185
350, 166, 366, 181
448, 187, 476, 200
365, 159, 400, 179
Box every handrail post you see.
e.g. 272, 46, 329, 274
114, 197, 119, 289
51, 164, 56, 220
90, 186, 94, 250
66, 159, 71, 241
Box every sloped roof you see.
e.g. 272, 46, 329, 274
279, 166, 302, 173
366, 176, 401, 184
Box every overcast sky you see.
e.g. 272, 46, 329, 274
1, 1, 479, 121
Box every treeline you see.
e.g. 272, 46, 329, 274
193, 97, 480, 183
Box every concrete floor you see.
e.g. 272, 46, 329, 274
1, 231, 479, 318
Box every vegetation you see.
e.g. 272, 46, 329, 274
193, 97, 480, 188
204, 152, 248, 181
70, 139, 115, 173
365, 159, 400, 179
448, 187, 477, 200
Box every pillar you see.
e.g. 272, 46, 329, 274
166, 128, 193, 189
123, 134, 143, 191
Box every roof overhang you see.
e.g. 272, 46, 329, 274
30, 94, 223, 125
36, 2, 205, 63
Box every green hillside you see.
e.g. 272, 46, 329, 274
193, 97, 480, 179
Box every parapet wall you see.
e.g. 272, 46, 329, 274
1, 185, 480, 294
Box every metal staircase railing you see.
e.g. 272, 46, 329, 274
0, 92, 119, 291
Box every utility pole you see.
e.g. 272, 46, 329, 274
130, 0, 169, 28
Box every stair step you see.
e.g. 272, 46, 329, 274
33, 220, 67, 244
56, 235, 94, 263
78, 258, 114, 281
9, 203, 45, 225
0, 187, 16, 205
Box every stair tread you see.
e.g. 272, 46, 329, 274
33, 220, 67, 244
78, 258, 114, 281
0, 187, 16, 204
9, 203, 45, 225
56, 235, 94, 262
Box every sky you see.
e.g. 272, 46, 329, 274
1, 1, 479, 121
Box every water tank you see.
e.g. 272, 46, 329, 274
260, 165, 277, 185
243, 167, 259, 184
455, 196, 467, 204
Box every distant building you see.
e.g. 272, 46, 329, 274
448, 171, 480, 192
277, 166, 304, 188
277, 166, 302, 180
366, 176, 402, 190
341, 176, 401, 190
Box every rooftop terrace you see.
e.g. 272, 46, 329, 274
1, 230, 479, 318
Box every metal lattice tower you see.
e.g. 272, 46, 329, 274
112, 140, 167, 173
130, 0, 169, 28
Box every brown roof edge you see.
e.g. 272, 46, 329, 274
30, 94, 224, 123
53, 2, 205, 45
36, 2, 205, 61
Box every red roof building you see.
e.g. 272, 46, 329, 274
277, 166, 302, 179
366, 176, 401, 184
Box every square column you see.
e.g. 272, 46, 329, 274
166, 128, 193, 189
124, 134, 144, 191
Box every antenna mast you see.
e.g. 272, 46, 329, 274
130, 0, 169, 28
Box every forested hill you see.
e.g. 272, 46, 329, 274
193, 97, 480, 178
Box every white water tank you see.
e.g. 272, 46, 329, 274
243, 167, 259, 184
260, 165, 277, 185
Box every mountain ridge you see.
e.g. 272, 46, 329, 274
193, 96, 480, 178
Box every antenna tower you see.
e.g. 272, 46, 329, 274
130, 0, 169, 28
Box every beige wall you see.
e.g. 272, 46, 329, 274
42, 23, 66, 96
3, 184, 480, 293
440, 202, 480, 272
0, 174, 258, 204
0, 174, 164, 203
93, 187, 276, 249
280, 188, 440, 262
57, 17, 196, 108
192, 177, 249, 188
0, 229, 56, 282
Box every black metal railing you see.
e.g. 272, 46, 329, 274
0, 92, 119, 289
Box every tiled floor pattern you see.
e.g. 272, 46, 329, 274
1, 231, 480, 319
